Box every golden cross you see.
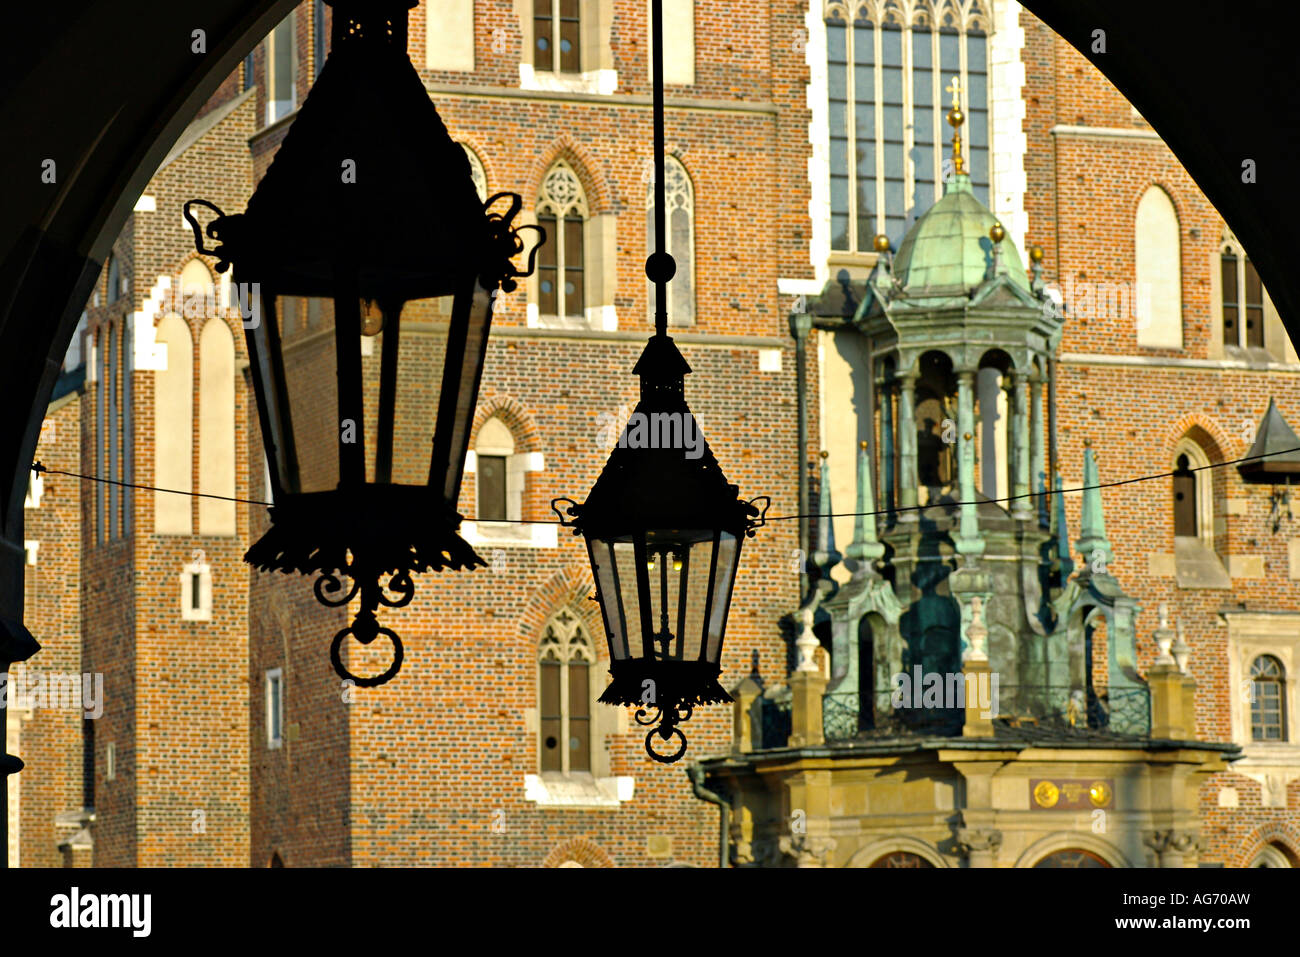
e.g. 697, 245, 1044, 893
945, 76, 962, 111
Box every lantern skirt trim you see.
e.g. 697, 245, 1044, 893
597, 659, 734, 708
244, 485, 486, 577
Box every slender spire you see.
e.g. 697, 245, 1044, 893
1053, 472, 1074, 577
811, 451, 842, 573
945, 76, 965, 176
845, 440, 884, 575
1075, 441, 1114, 573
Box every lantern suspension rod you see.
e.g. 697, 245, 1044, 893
650, 0, 669, 338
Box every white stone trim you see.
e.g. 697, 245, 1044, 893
519, 64, 618, 96
1050, 124, 1163, 141
1223, 612, 1300, 807
133, 194, 156, 212
523, 773, 635, 807
462, 521, 558, 549
989, 0, 1027, 254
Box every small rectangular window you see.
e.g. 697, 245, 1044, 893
267, 669, 284, 748
190, 572, 202, 611
1221, 254, 1238, 346
105, 742, 116, 782
243, 50, 256, 91
477, 455, 508, 522
83, 719, 95, 807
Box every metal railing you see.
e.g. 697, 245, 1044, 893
822, 683, 1151, 742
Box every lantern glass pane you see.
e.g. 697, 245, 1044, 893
378, 295, 454, 486
677, 536, 714, 661
612, 540, 647, 660
589, 539, 627, 660
645, 539, 682, 659
704, 531, 740, 665
439, 280, 495, 505
279, 294, 341, 493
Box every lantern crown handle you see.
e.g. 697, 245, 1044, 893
183, 198, 239, 273
550, 496, 581, 531
745, 495, 772, 536
483, 191, 546, 293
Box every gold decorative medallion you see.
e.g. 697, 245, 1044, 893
1033, 780, 1060, 808
1089, 781, 1112, 808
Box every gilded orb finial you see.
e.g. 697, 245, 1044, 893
860, 439, 869, 451
945, 76, 965, 176
873, 233, 891, 254
820, 450, 829, 460
1083, 437, 1092, 448
1029, 244, 1044, 263
990, 221, 1005, 244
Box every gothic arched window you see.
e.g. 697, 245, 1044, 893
646, 156, 695, 325
538, 611, 595, 774
1171, 439, 1213, 543
537, 162, 587, 322
1250, 655, 1287, 742
1134, 185, 1182, 348
460, 143, 488, 204
825, 0, 992, 251
474, 416, 515, 523
1172, 453, 1196, 537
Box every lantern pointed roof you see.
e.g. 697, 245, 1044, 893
1238, 397, 1300, 480
231, 12, 488, 300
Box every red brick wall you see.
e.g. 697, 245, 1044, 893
1021, 8, 1300, 866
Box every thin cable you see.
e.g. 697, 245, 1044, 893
31, 443, 1300, 527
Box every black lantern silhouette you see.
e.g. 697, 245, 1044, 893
183, 0, 539, 687
552, 0, 767, 763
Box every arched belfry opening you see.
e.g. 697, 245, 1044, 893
915, 350, 957, 502
975, 349, 1014, 505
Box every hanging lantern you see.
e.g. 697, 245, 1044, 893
552, 0, 768, 763
182, 0, 540, 687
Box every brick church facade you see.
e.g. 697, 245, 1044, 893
7, 0, 1299, 867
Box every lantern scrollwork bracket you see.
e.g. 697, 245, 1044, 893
635, 700, 693, 764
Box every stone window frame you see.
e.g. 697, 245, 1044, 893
265, 12, 298, 125
461, 414, 553, 548
180, 559, 213, 622
1250, 844, 1293, 868
1249, 654, 1288, 743
535, 611, 597, 776
823, 0, 994, 256
531, 160, 617, 332
1223, 611, 1300, 808
1208, 228, 1297, 364
516, 0, 617, 95
265, 667, 284, 750
1172, 436, 1215, 547
645, 155, 696, 327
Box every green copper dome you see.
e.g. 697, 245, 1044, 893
891, 173, 1028, 293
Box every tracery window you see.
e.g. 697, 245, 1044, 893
825, 0, 991, 252
1250, 654, 1287, 742
461, 143, 488, 204
646, 156, 695, 325
537, 162, 587, 322
538, 611, 595, 774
